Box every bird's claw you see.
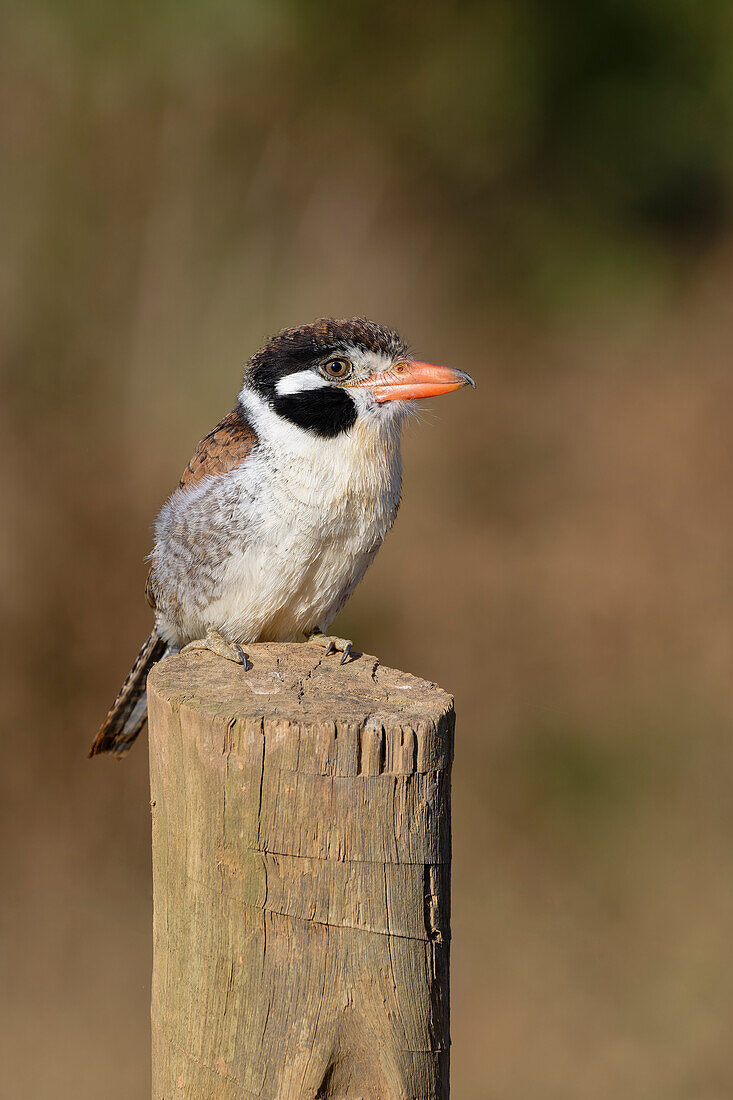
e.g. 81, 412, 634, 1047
181, 629, 250, 668
308, 632, 357, 664
233, 643, 250, 670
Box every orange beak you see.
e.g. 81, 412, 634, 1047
359, 360, 476, 402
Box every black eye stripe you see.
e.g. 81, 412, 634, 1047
273, 388, 358, 438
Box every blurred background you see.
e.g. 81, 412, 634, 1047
3, 1, 733, 1096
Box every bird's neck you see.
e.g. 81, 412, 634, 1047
236, 384, 403, 513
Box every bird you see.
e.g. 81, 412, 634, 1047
89, 317, 474, 757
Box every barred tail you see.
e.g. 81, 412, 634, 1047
89, 631, 169, 758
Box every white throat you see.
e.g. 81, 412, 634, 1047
238, 382, 405, 462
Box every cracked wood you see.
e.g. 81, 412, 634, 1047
148, 643, 453, 1099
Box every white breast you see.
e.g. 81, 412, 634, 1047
155, 393, 403, 646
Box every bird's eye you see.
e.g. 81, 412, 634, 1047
321, 358, 352, 381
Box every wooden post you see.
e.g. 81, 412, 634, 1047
148, 643, 453, 1099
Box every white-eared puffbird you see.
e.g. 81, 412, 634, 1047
90, 317, 474, 756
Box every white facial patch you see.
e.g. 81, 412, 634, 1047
276, 370, 330, 397
348, 348, 395, 376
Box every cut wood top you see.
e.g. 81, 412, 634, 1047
148, 643, 454, 777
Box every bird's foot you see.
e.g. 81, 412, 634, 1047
307, 630, 357, 665
181, 628, 250, 670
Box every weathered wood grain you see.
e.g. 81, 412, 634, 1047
148, 643, 454, 1099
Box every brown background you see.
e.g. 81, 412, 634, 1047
3, 2, 733, 1097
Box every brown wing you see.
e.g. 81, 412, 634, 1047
178, 405, 258, 490
144, 406, 258, 609
145, 565, 156, 608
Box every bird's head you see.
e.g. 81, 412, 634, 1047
241, 317, 474, 439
